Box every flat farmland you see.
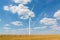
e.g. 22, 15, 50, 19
0, 35, 60, 40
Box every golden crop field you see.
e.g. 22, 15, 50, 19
0, 35, 60, 40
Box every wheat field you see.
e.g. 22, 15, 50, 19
0, 35, 60, 40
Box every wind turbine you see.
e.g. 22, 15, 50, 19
28, 6, 34, 35
4, 4, 35, 35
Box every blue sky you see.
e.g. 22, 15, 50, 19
0, 0, 60, 34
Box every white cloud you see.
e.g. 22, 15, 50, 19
13, 0, 31, 4
4, 24, 10, 27
40, 17, 57, 25
3, 24, 11, 30
51, 25, 60, 32
2, 25, 60, 34
4, 5, 17, 13
33, 26, 47, 29
2, 28, 29, 34
11, 21, 23, 26
4, 4, 35, 19
9, 5, 18, 13
3, 0, 35, 19
16, 4, 35, 19
3, 6, 9, 11
54, 10, 60, 20
3, 27, 11, 30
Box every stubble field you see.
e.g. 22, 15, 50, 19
0, 35, 60, 40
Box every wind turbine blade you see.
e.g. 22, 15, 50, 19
31, 5, 34, 11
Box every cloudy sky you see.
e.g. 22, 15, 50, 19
0, 0, 60, 34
